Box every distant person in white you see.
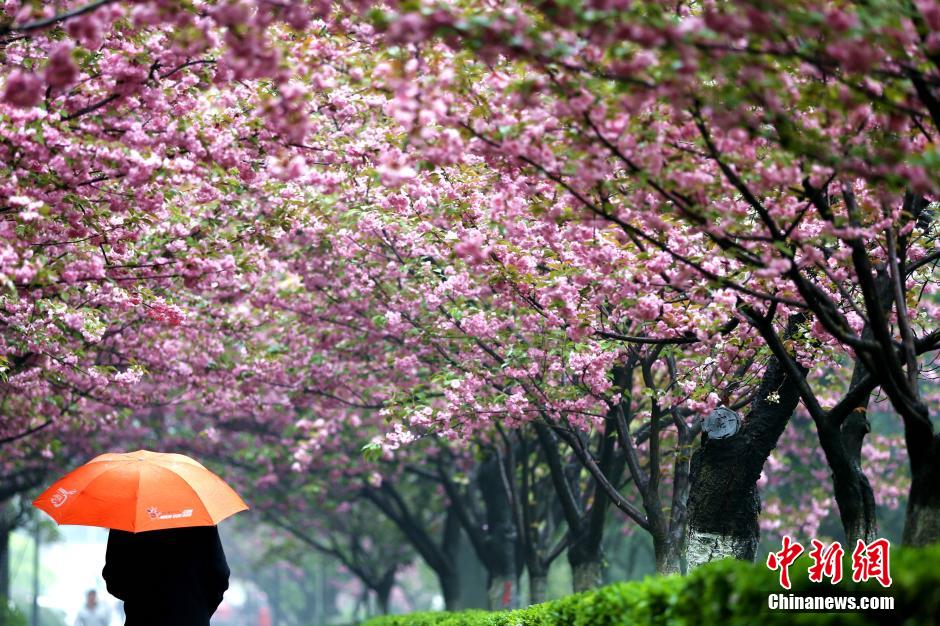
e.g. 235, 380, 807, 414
76, 589, 110, 626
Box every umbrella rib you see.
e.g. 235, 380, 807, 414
133, 457, 144, 532
144, 462, 213, 522
152, 462, 248, 523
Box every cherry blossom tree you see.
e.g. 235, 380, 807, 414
362, 0, 940, 552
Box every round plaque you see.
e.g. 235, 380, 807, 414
703, 406, 742, 439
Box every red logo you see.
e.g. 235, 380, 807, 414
767, 536, 892, 588
851, 538, 892, 587
807, 539, 844, 584
766, 535, 804, 589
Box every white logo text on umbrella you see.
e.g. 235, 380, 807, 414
147, 507, 194, 520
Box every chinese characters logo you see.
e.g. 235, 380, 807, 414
766, 536, 892, 589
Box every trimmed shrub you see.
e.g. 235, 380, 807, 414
362, 543, 940, 626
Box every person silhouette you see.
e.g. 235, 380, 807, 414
75, 589, 110, 626
102, 525, 230, 626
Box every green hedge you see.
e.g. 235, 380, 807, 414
363, 543, 940, 626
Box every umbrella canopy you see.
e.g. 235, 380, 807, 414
33, 450, 249, 533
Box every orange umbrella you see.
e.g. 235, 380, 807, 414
33, 450, 249, 533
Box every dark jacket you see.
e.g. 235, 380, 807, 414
102, 526, 230, 626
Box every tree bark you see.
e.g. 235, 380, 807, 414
478, 453, 521, 610
440, 508, 468, 611
374, 569, 395, 615
903, 435, 940, 546
571, 560, 603, 592
663, 420, 694, 573
516, 429, 563, 607
686, 436, 763, 568
528, 573, 548, 605
686, 323, 806, 569
653, 534, 683, 575
565, 415, 620, 590
833, 358, 879, 545
535, 422, 595, 590
486, 574, 519, 610
538, 367, 632, 591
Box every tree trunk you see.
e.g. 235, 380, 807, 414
559, 378, 629, 592
686, 326, 806, 569
453, 526, 489, 610
437, 570, 461, 612
566, 490, 611, 589
486, 575, 519, 610
686, 415, 766, 569
478, 454, 521, 610
653, 534, 682, 574
517, 430, 558, 609
903, 437, 940, 546
375, 586, 392, 615
831, 361, 878, 545
571, 560, 603, 592
528, 573, 548, 605
841, 423, 877, 544
831, 466, 878, 546
824, 281, 890, 546
439, 510, 463, 611
536, 421, 605, 594
685, 458, 762, 570
659, 426, 694, 574
811, 388, 878, 548
373, 567, 396, 615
